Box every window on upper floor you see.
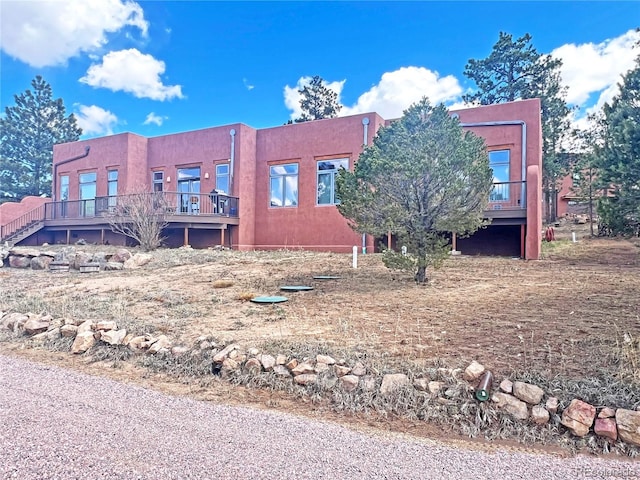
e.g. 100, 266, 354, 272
153, 171, 164, 192
60, 175, 69, 201
270, 163, 298, 207
317, 158, 348, 205
488, 150, 510, 201
216, 163, 230, 194
107, 170, 118, 208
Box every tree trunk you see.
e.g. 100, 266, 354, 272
415, 265, 427, 284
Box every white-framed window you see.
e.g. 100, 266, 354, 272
317, 158, 348, 205
59, 175, 69, 201
488, 150, 510, 201
79, 171, 97, 216
107, 170, 118, 208
269, 163, 298, 207
216, 163, 229, 194
153, 171, 164, 192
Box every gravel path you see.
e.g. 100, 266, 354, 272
0, 354, 637, 480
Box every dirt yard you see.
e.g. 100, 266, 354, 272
2, 224, 639, 383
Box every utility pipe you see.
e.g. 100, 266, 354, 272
52, 146, 91, 200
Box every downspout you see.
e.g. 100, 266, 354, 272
53, 146, 91, 200
458, 120, 527, 207
229, 129, 236, 194
362, 117, 370, 254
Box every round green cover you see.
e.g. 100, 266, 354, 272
250, 296, 288, 304
312, 276, 340, 280
280, 285, 314, 292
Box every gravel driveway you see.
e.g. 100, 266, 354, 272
0, 354, 637, 480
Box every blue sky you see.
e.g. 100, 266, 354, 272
1, 1, 639, 139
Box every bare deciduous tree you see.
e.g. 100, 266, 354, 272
107, 190, 172, 251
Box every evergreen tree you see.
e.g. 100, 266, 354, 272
463, 32, 572, 223
295, 76, 342, 122
336, 98, 493, 283
596, 56, 640, 235
0, 76, 82, 200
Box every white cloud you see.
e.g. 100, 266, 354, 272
80, 48, 184, 101
284, 67, 464, 121
284, 76, 346, 121
243, 78, 255, 90
75, 105, 118, 136
143, 112, 168, 126
341, 67, 464, 118
552, 29, 640, 109
0, 0, 148, 68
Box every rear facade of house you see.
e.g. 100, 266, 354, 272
1, 99, 543, 259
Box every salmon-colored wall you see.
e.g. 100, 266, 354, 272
0, 196, 50, 225
235, 124, 258, 250
44, 100, 543, 256
251, 113, 383, 252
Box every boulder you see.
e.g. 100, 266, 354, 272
428, 381, 445, 395
561, 399, 596, 437
244, 358, 263, 374
23, 318, 50, 335
213, 343, 239, 363
334, 365, 351, 377
546, 397, 559, 414
380, 374, 410, 395
499, 379, 513, 394
513, 381, 544, 405
491, 392, 529, 420
30, 256, 53, 270
276, 354, 287, 365
351, 362, 367, 376
316, 354, 336, 365
291, 362, 315, 376
9, 256, 31, 268
60, 324, 78, 338
463, 360, 485, 381
128, 335, 148, 351
258, 354, 276, 372
293, 373, 318, 386
285, 358, 299, 371
413, 378, 429, 392
148, 335, 171, 354
110, 249, 132, 263
71, 331, 96, 354
1, 313, 28, 330
9, 248, 40, 257
616, 409, 640, 446
272, 365, 291, 377
71, 252, 92, 270
598, 407, 616, 419
76, 320, 94, 335
100, 329, 127, 345
339, 375, 359, 392
94, 321, 117, 331
171, 346, 189, 357
531, 405, 550, 425
124, 253, 152, 269
361, 375, 377, 392
31, 327, 61, 342
594, 418, 617, 441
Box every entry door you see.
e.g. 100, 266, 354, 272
177, 167, 201, 214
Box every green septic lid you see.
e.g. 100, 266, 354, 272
250, 296, 288, 304
312, 276, 340, 280
475, 389, 490, 402
280, 285, 314, 292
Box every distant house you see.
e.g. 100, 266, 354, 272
1, 99, 543, 259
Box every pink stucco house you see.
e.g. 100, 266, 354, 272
1, 99, 543, 259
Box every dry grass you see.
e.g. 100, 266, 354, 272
1, 224, 640, 454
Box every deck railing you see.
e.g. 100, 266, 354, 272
0, 204, 46, 243
43, 191, 239, 220
487, 181, 526, 210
